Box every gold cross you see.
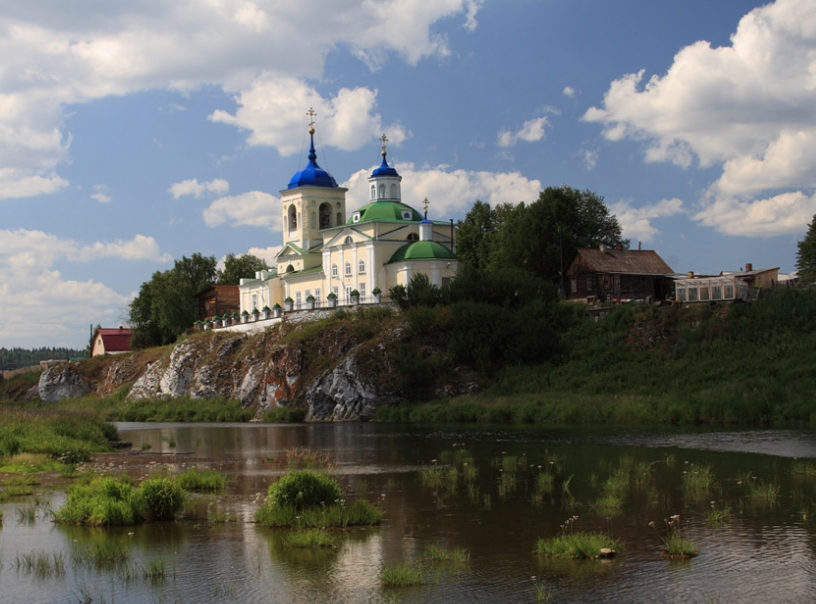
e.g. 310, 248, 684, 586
423, 197, 429, 215
380, 133, 388, 151
306, 107, 317, 128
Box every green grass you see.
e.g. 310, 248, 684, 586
112, 396, 253, 423
706, 505, 731, 525
792, 460, 816, 476
535, 532, 620, 559
424, 544, 470, 562
663, 533, 699, 558
380, 563, 425, 587
682, 465, 715, 491
15, 551, 66, 578
262, 407, 306, 423
285, 529, 338, 548
255, 498, 382, 528
175, 468, 226, 491
746, 481, 781, 504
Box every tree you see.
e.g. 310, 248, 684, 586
217, 253, 268, 285
796, 214, 816, 285
129, 253, 217, 348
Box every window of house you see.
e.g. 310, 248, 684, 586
332, 286, 339, 298
586, 276, 592, 290
571, 278, 577, 293
676, 287, 686, 302
358, 260, 365, 274
700, 287, 710, 301
331, 264, 338, 278
688, 288, 698, 302
712, 286, 722, 300
314, 288, 321, 303
345, 262, 352, 276
295, 291, 302, 308
345, 286, 352, 301
359, 283, 366, 299
252, 293, 258, 311
725, 283, 735, 299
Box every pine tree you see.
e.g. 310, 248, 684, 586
796, 214, 816, 285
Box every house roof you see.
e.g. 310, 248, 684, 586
95, 328, 133, 352
570, 248, 674, 275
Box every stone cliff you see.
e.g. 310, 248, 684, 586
35, 311, 466, 421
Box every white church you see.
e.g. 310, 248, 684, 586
238, 114, 460, 314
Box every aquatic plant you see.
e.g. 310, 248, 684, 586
284, 448, 336, 470
792, 460, 816, 477
660, 514, 698, 559
285, 529, 338, 548
267, 471, 342, 510
380, 563, 425, 586
139, 477, 185, 521
255, 497, 382, 528
746, 481, 781, 505
15, 551, 66, 578
424, 544, 470, 563
532, 577, 554, 602
535, 531, 620, 559
175, 468, 226, 492
706, 502, 731, 525
16, 505, 37, 524
682, 464, 715, 491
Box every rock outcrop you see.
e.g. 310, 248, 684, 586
39, 363, 94, 403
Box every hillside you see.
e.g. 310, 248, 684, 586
3, 289, 815, 426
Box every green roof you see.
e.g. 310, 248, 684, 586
388, 241, 457, 263
348, 201, 423, 224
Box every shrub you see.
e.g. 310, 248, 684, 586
262, 407, 306, 423
267, 471, 342, 510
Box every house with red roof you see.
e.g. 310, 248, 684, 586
91, 327, 133, 357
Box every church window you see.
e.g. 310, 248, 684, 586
407, 233, 419, 242
344, 236, 353, 245
391, 184, 398, 199
359, 283, 366, 299
331, 264, 338, 278
288, 205, 297, 229
358, 260, 365, 274
319, 203, 332, 229
336, 212, 342, 225
286, 265, 294, 273
345, 262, 352, 277
252, 294, 258, 310
295, 291, 302, 308
370, 185, 376, 200
401, 210, 412, 220
352, 212, 361, 223
345, 286, 352, 301
315, 288, 321, 302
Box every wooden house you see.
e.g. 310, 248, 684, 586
91, 327, 133, 357
564, 246, 674, 304
195, 285, 239, 321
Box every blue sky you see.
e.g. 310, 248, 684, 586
2, 0, 813, 349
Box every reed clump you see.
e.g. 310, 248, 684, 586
380, 563, 425, 587
175, 468, 226, 492
285, 529, 338, 548
659, 514, 698, 559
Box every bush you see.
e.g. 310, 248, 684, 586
267, 471, 342, 510
139, 477, 185, 520
262, 407, 306, 423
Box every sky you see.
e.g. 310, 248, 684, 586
1, 0, 815, 350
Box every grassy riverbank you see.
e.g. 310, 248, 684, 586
377, 288, 816, 426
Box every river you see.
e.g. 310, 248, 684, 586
2, 422, 816, 603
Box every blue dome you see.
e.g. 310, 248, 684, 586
287, 133, 338, 189
371, 154, 399, 178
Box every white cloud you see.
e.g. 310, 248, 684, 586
91, 183, 111, 203
582, 149, 598, 171
0, 1, 478, 198
584, 0, 816, 237
169, 178, 230, 199
203, 191, 281, 230
497, 116, 549, 148
609, 198, 685, 244
246, 245, 282, 266
209, 78, 411, 155
344, 163, 542, 218
562, 86, 576, 98
0, 229, 170, 347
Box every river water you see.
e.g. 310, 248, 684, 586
2, 422, 816, 603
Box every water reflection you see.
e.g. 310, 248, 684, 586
2, 423, 816, 603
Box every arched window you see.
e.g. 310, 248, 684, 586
358, 260, 366, 274
407, 233, 419, 242
331, 264, 338, 279
370, 185, 376, 200
345, 262, 352, 277
319, 203, 332, 229
379, 184, 386, 199
336, 212, 342, 225
286, 264, 294, 273
391, 184, 398, 199
288, 205, 297, 229
344, 236, 353, 245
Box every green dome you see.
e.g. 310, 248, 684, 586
348, 201, 423, 224
388, 241, 457, 263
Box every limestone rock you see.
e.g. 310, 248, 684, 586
38, 363, 93, 403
